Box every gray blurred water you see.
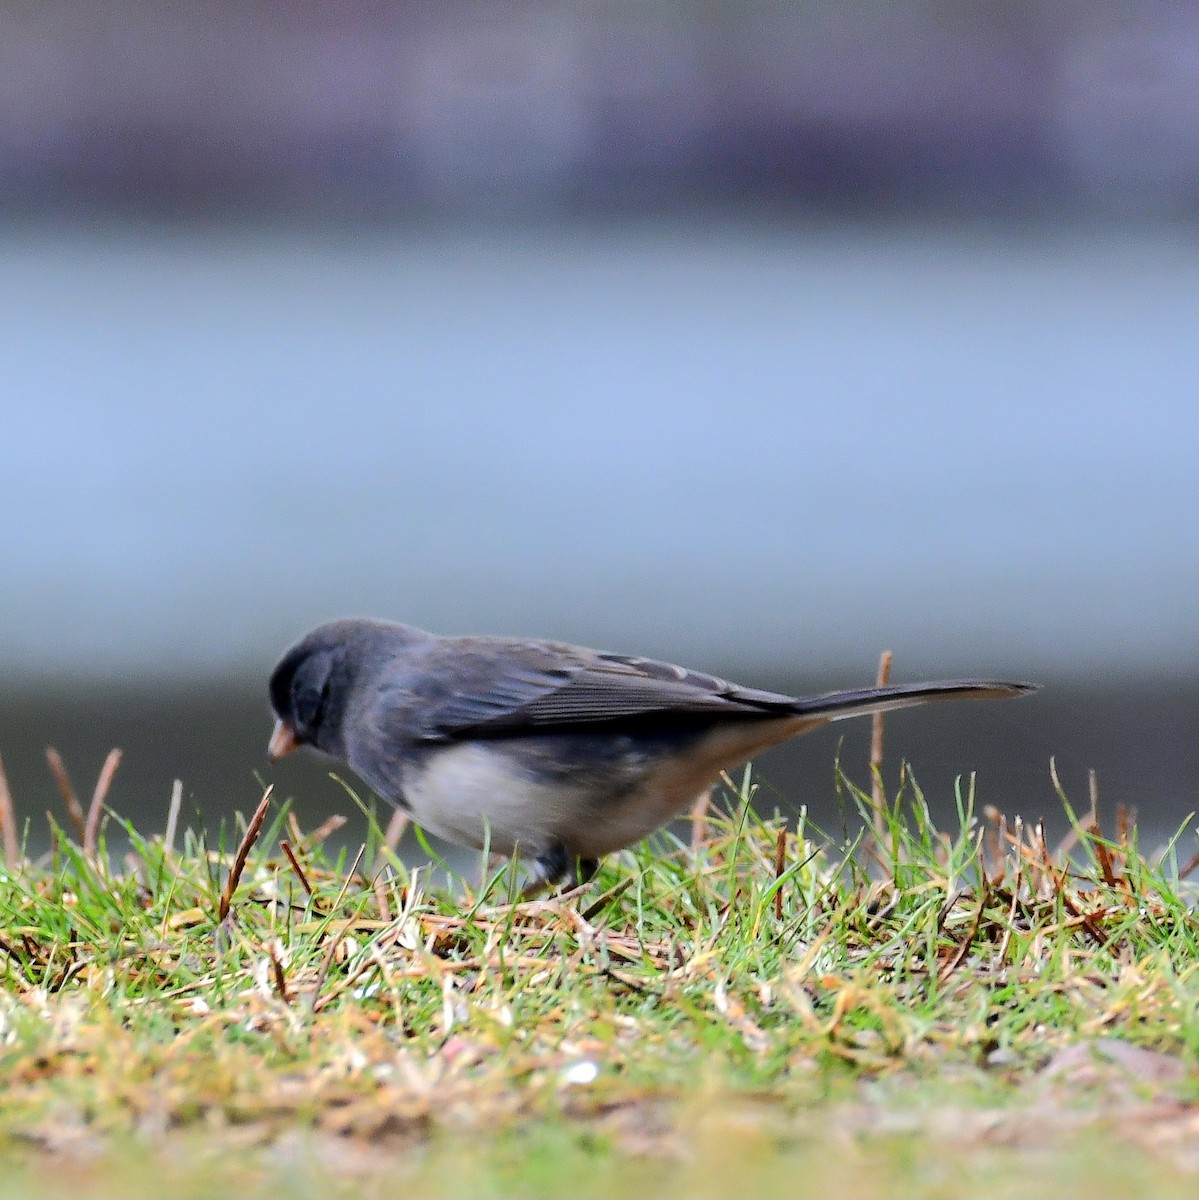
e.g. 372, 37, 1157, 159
0, 218, 1196, 845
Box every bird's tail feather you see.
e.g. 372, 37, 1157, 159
790, 680, 1036, 722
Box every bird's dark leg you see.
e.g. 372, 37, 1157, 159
521, 842, 569, 899
521, 843, 599, 900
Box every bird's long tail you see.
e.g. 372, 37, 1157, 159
790, 679, 1036, 722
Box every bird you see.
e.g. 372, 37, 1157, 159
266, 618, 1035, 893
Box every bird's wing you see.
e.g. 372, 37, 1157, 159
400, 638, 800, 742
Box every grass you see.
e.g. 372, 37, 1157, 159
1, 744, 1198, 1198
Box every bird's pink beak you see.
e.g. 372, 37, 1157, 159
267, 719, 299, 760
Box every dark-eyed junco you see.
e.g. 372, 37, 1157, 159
267, 618, 1035, 891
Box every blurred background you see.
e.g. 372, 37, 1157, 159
1, 1, 1196, 853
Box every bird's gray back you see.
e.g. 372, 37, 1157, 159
365, 634, 801, 744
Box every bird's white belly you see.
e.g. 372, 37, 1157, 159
401, 743, 590, 856
402, 741, 686, 859
400, 716, 815, 861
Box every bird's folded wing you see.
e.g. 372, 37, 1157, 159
403, 640, 800, 741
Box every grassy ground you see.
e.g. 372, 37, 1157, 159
1, 747, 1198, 1198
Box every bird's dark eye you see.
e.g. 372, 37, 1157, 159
287, 646, 339, 740
292, 674, 327, 736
